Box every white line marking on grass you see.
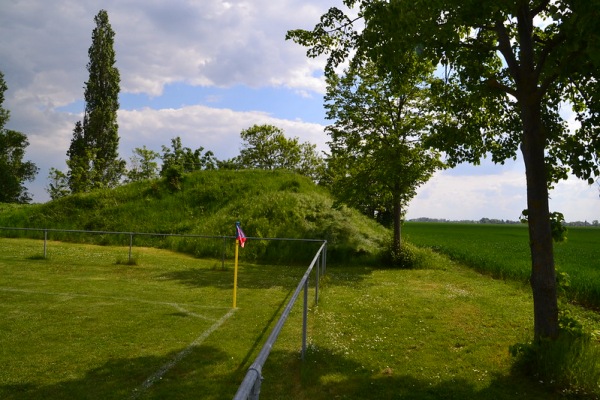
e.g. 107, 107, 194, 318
130, 308, 236, 399
0, 287, 229, 321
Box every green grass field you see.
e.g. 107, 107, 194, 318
404, 223, 600, 308
3, 236, 599, 399
0, 238, 312, 399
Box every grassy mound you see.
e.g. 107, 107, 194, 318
0, 170, 389, 264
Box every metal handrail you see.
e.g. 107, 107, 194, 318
233, 242, 326, 400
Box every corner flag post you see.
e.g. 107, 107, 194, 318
233, 222, 246, 309
233, 237, 239, 308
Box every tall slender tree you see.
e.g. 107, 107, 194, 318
67, 9, 124, 192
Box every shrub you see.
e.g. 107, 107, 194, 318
509, 313, 600, 397
383, 241, 426, 269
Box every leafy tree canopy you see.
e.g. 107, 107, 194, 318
127, 146, 160, 183
160, 136, 217, 176
325, 58, 443, 255
236, 124, 326, 181
0, 71, 38, 203
288, 0, 600, 339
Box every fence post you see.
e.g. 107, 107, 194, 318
129, 233, 134, 264
44, 229, 47, 259
222, 237, 226, 270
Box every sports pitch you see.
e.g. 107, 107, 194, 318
0, 238, 309, 399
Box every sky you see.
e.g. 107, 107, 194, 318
0, 0, 598, 222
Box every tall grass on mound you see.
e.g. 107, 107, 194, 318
0, 170, 390, 265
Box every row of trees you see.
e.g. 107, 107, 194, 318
47, 124, 326, 199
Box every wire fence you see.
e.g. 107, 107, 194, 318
0, 226, 326, 267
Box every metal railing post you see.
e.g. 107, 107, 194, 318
323, 241, 327, 275
249, 366, 262, 400
315, 254, 320, 304
302, 279, 308, 361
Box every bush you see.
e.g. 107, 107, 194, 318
509, 314, 600, 397
382, 241, 422, 269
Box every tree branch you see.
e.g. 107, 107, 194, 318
486, 78, 518, 97
534, 30, 566, 84
494, 19, 520, 82
532, 0, 551, 18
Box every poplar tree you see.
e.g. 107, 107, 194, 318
67, 9, 124, 192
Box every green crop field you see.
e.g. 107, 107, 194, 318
404, 222, 600, 307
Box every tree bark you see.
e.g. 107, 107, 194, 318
520, 102, 559, 340
392, 181, 402, 255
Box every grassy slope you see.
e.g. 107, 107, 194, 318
0, 170, 389, 264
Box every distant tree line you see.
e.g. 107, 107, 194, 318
408, 218, 600, 227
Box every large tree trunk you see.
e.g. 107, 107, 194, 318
392, 182, 402, 255
520, 103, 559, 340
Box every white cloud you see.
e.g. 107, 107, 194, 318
406, 165, 527, 221
1, 0, 335, 104
550, 177, 599, 222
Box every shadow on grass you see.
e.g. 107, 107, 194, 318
0, 339, 562, 400
0, 345, 243, 400
159, 264, 374, 290
234, 287, 295, 375
262, 346, 558, 400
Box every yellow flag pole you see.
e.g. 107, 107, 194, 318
233, 238, 239, 308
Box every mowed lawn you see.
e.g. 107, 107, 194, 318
0, 238, 309, 399
1, 237, 599, 399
